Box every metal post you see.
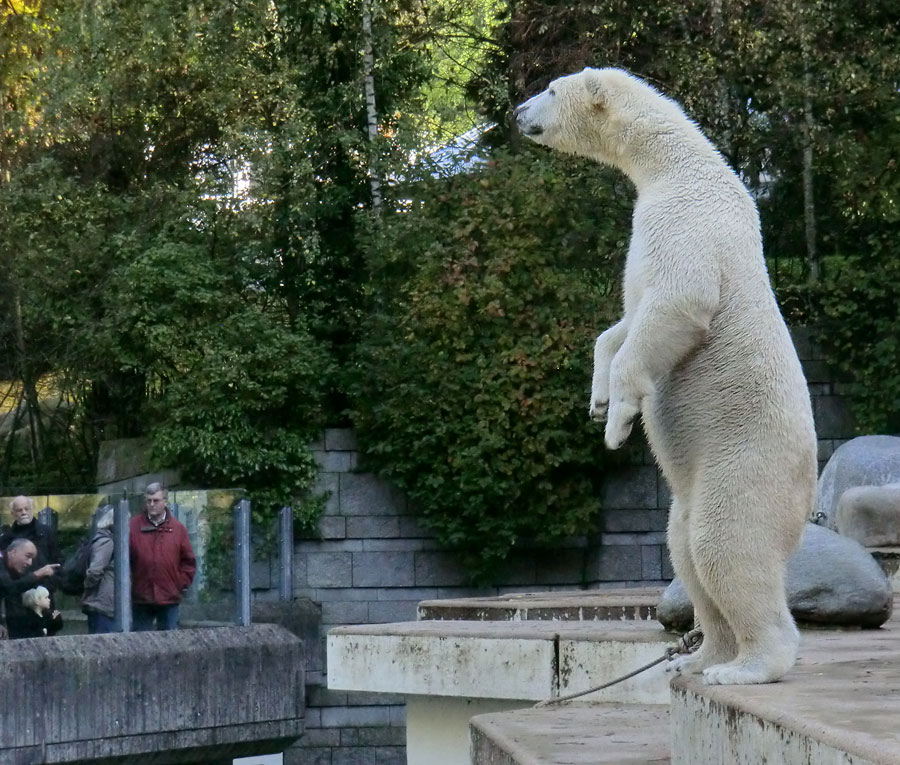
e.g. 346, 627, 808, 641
169, 501, 180, 522
38, 506, 57, 535
113, 499, 132, 632
278, 506, 294, 602
183, 509, 200, 602
234, 499, 251, 626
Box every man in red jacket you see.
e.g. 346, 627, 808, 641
129, 482, 196, 631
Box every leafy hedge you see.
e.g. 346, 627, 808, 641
351, 149, 632, 578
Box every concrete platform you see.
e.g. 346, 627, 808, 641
328, 619, 674, 704
417, 587, 664, 623
671, 618, 900, 765
328, 618, 676, 765
469, 615, 900, 765
470, 704, 670, 765
329, 588, 900, 764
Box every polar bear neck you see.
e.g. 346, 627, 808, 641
586, 70, 744, 194
591, 115, 740, 194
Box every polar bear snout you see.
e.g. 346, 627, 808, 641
514, 104, 543, 137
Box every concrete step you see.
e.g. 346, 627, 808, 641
469, 614, 900, 765
328, 619, 674, 704
329, 618, 677, 764
417, 586, 664, 623
670, 620, 900, 765
470, 703, 670, 764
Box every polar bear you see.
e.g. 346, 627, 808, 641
515, 68, 817, 685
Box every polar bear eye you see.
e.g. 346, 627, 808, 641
548, 89, 556, 97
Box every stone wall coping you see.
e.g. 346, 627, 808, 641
0, 624, 306, 764
328, 618, 668, 642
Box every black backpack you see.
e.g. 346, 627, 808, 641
58, 534, 95, 595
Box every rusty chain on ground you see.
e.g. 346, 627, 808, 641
533, 627, 704, 708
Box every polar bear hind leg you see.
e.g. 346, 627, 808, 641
666, 498, 738, 676
690, 497, 800, 685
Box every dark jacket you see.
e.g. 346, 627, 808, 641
129, 511, 196, 605
0, 565, 54, 638
0, 518, 63, 567
15, 608, 63, 639
81, 529, 115, 618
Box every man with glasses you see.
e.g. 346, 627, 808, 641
129, 483, 196, 631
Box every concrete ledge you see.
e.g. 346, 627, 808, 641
0, 625, 305, 764
417, 587, 664, 622
670, 621, 900, 765
470, 704, 670, 764
327, 620, 674, 704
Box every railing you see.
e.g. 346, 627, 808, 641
35, 498, 295, 632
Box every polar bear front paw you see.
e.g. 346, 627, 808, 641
604, 400, 638, 449
589, 398, 608, 422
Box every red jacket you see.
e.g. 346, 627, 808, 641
129, 511, 197, 605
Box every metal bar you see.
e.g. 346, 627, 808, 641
37, 506, 57, 535
234, 499, 251, 626
278, 506, 294, 602
113, 499, 132, 632
169, 501, 180, 522
183, 509, 200, 602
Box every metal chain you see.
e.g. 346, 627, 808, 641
534, 628, 704, 708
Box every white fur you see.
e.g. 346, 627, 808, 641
515, 68, 817, 685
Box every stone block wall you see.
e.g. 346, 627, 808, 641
276, 325, 855, 763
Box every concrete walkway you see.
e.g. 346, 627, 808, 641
471, 704, 671, 764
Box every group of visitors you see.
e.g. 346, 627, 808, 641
0, 483, 196, 639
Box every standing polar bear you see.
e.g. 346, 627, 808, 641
515, 68, 817, 685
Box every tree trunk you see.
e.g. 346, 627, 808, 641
802, 72, 818, 284
11, 283, 44, 466
361, 0, 382, 214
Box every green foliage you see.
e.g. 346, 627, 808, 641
474, 0, 900, 439
813, 53, 900, 433
352, 150, 631, 578
0, 0, 426, 507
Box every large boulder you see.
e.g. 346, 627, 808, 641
816, 435, 900, 528
658, 523, 893, 631
836, 483, 900, 546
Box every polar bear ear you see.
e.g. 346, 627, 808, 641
581, 67, 608, 109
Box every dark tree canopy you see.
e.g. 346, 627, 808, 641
1, 0, 897, 565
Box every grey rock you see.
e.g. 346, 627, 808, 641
658, 523, 893, 631
657, 577, 693, 631
815, 435, 900, 527
836, 483, 900, 546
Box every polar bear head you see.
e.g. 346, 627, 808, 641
514, 67, 697, 171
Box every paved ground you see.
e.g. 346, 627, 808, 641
471, 704, 671, 764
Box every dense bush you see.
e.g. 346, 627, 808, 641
94, 207, 333, 527
352, 149, 633, 578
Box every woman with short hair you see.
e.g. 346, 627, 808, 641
81, 505, 116, 634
